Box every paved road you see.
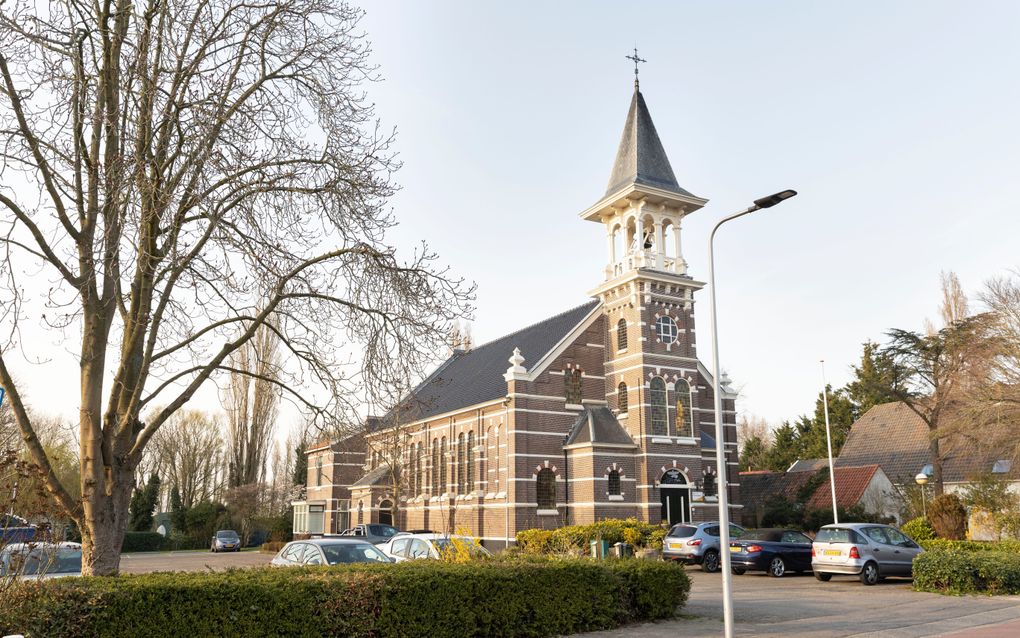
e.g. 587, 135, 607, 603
118, 549, 272, 574
584, 568, 1020, 637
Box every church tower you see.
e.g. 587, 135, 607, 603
581, 77, 737, 526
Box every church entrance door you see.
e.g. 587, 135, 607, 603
378, 500, 393, 527
659, 469, 691, 526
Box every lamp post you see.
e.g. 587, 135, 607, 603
915, 472, 929, 518
709, 189, 797, 638
820, 360, 838, 524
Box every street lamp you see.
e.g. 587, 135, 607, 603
820, 360, 839, 524
915, 472, 929, 518
709, 189, 797, 638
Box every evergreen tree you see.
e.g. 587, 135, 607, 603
129, 474, 161, 532
169, 485, 186, 533
797, 386, 857, 459
738, 434, 769, 472
847, 341, 899, 415
763, 422, 803, 472
293, 439, 308, 486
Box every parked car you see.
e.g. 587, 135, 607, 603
210, 529, 242, 552
0, 514, 36, 544
661, 522, 746, 573
271, 538, 394, 566
379, 533, 491, 562
340, 523, 400, 545
0, 542, 81, 580
729, 528, 813, 577
812, 523, 924, 585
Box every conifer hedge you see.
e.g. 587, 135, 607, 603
1, 559, 690, 637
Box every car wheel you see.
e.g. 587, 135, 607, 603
860, 562, 880, 586
768, 557, 787, 578
814, 571, 832, 582
701, 550, 720, 573
731, 567, 746, 575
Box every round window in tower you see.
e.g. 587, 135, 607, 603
655, 315, 679, 344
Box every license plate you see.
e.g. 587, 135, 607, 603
730, 546, 741, 552
669, 543, 682, 550
824, 549, 842, 556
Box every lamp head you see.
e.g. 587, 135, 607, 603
753, 189, 798, 209
914, 473, 929, 485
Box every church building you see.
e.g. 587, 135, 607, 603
292, 78, 741, 547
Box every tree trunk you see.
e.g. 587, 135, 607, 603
929, 430, 944, 497
80, 467, 134, 575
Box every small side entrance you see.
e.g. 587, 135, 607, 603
659, 469, 691, 526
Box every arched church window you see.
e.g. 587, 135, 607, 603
617, 381, 628, 414
650, 377, 667, 436
431, 439, 440, 493
564, 368, 583, 405
457, 433, 466, 494
616, 318, 627, 351
536, 468, 556, 510
467, 431, 475, 494
703, 470, 717, 498
655, 316, 678, 345
607, 470, 621, 496
675, 378, 694, 438
440, 437, 448, 493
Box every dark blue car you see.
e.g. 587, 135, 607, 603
729, 528, 813, 577
0, 514, 36, 544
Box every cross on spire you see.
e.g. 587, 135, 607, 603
625, 48, 646, 89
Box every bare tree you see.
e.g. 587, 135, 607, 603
224, 324, 281, 488
148, 410, 225, 508
0, 0, 473, 576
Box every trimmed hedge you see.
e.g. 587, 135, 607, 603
120, 532, 165, 552
914, 549, 1020, 595
516, 518, 667, 554
919, 539, 1020, 553
0, 559, 690, 637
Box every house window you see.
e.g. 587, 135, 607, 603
703, 470, 717, 498
617, 318, 628, 351
655, 316, 678, 344
650, 377, 668, 436
431, 439, 441, 493
316, 457, 324, 486
467, 431, 475, 493
675, 378, 694, 438
565, 368, 583, 405
536, 468, 556, 510
607, 470, 621, 496
618, 381, 628, 414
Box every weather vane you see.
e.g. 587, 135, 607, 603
625, 47, 646, 88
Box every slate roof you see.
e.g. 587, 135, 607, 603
605, 87, 697, 199
350, 465, 391, 488
834, 402, 1020, 483
565, 407, 637, 447
788, 458, 829, 473
386, 300, 600, 424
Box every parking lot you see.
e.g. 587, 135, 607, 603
587, 569, 1020, 637
117, 552, 1020, 637
118, 549, 271, 574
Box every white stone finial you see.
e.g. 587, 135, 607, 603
504, 347, 527, 382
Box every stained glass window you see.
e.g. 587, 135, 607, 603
650, 377, 667, 436
675, 378, 694, 438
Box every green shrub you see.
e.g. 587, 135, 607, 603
929, 493, 967, 540
902, 517, 936, 542
121, 532, 165, 553
914, 549, 1020, 595
515, 518, 666, 555
919, 539, 1020, 553
0, 560, 690, 637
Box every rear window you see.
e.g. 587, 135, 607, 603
746, 530, 784, 542
815, 528, 864, 544
667, 525, 697, 538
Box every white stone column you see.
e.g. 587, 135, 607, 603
653, 218, 664, 269
674, 218, 687, 274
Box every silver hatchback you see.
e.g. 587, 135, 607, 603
811, 523, 924, 585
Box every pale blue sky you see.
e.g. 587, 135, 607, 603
7, 2, 1020, 432
362, 1, 1020, 424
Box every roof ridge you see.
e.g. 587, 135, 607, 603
465, 299, 599, 354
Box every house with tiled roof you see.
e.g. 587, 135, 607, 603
294, 78, 741, 547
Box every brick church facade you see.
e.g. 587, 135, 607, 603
292, 81, 741, 548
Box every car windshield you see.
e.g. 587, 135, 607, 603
321, 543, 391, 564
667, 525, 697, 538
815, 528, 854, 543
7, 547, 82, 575
216, 531, 239, 540
369, 525, 397, 537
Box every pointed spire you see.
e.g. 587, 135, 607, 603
605, 85, 695, 199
